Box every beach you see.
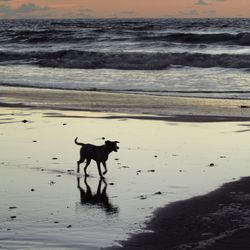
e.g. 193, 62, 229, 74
112, 177, 250, 250
1, 86, 250, 249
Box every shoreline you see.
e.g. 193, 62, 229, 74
1, 85, 250, 122
111, 177, 250, 250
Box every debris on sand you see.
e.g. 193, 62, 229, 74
10, 216, 16, 219
22, 119, 28, 123
49, 181, 56, 185
147, 169, 155, 173
121, 165, 130, 169
139, 195, 147, 200
52, 157, 58, 160
8, 207, 17, 210
154, 192, 162, 195
209, 163, 215, 167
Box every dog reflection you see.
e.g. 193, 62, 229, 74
77, 177, 118, 214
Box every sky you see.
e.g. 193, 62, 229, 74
0, 0, 249, 19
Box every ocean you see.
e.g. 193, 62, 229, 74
0, 18, 250, 99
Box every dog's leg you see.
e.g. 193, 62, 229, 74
97, 162, 104, 179
77, 157, 85, 173
102, 161, 107, 175
84, 158, 91, 176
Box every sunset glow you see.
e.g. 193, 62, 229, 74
0, 0, 249, 19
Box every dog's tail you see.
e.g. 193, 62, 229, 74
74, 137, 85, 146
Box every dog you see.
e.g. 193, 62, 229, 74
74, 137, 119, 178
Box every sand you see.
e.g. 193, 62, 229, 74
0, 86, 250, 249
112, 177, 250, 250
1, 86, 250, 121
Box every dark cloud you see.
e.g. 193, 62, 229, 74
16, 3, 50, 13
0, 5, 11, 15
195, 0, 209, 5
0, 3, 52, 18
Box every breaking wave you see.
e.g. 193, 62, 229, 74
1, 50, 250, 70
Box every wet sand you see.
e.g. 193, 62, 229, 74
1, 87, 250, 249
112, 177, 250, 250
1, 86, 250, 122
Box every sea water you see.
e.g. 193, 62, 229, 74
0, 18, 250, 99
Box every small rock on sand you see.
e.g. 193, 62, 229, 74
10, 216, 16, 219
209, 163, 215, 167
22, 119, 28, 123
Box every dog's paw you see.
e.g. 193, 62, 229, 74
103, 171, 107, 175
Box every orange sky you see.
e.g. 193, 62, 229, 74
0, 0, 250, 18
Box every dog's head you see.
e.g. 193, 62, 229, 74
105, 140, 119, 152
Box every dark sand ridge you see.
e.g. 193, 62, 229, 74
110, 177, 250, 250
1, 86, 250, 122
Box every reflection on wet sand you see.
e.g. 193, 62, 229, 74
77, 177, 119, 214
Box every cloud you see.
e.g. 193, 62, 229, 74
195, 0, 209, 5
0, 2, 53, 18
16, 3, 50, 13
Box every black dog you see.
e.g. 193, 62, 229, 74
74, 137, 119, 178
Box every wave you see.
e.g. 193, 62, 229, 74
0, 29, 97, 43
2, 31, 250, 46
1, 50, 250, 70
136, 32, 250, 46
